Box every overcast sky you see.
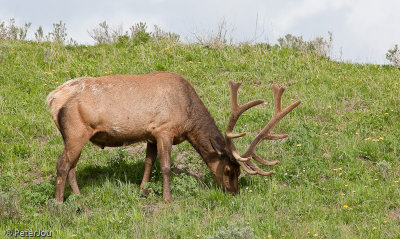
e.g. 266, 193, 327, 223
1, 0, 399, 64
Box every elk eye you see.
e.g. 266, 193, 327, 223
224, 166, 231, 176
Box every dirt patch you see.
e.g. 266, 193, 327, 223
142, 202, 164, 216
356, 155, 370, 161
172, 152, 204, 180
32, 175, 53, 185
141, 202, 180, 217
32, 177, 45, 185
38, 135, 49, 145
124, 143, 146, 155
343, 100, 356, 113
342, 98, 368, 113
388, 207, 400, 221
323, 148, 331, 158
250, 80, 262, 86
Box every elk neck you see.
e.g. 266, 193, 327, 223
186, 111, 227, 174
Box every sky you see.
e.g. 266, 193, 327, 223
0, 0, 399, 64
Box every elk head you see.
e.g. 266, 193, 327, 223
215, 80, 301, 193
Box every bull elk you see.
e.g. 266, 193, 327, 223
46, 72, 300, 203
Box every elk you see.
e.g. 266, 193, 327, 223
46, 72, 300, 203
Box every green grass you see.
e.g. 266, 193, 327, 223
1, 39, 400, 238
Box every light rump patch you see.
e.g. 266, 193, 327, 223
46, 77, 90, 127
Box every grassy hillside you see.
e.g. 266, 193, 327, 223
1, 39, 400, 238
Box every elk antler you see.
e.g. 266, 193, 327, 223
225, 80, 264, 164
225, 80, 301, 176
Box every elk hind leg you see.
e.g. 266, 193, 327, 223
139, 142, 157, 196
56, 145, 86, 202
55, 114, 92, 202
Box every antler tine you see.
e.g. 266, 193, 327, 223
252, 153, 279, 166
272, 84, 284, 114
225, 80, 265, 162
237, 161, 258, 175
244, 161, 274, 176
243, 84, 301, 165
226, 80, 265, 137
237, 160, 274, 176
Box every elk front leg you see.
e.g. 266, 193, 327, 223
139, 142, 157, 196
156, 136, 173, 202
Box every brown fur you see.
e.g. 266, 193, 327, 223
48, 72, 240, 203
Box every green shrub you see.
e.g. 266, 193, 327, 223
386, 44, 400, 65
0, 189, 20, 220
208, 222, 257, 239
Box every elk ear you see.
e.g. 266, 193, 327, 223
210, 139, 226, 157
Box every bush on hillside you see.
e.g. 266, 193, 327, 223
278, 32, 333, 58
0, 18, 31, 41
386, 44, 400, 66
88, 21, 180, 45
